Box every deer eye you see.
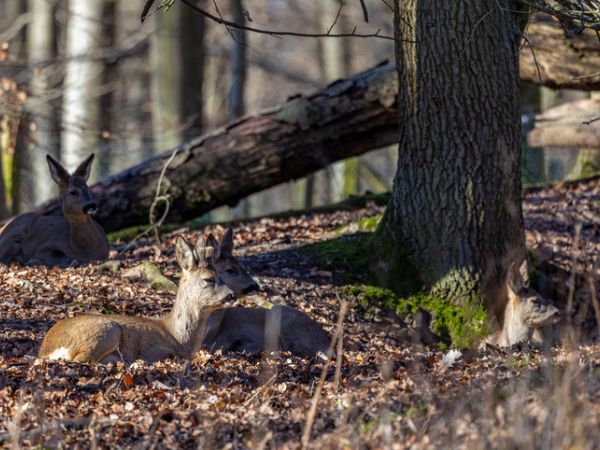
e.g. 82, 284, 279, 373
226, 267, 238, 275
70, 190, 79, 197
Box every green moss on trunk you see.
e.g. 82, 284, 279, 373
345, 284, 487, 348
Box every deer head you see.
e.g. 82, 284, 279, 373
175, 235, 235, 311
494, 258, 562, 347
507, 259, 561, 329
207, 228, 259, 296
47, 154, 97, 223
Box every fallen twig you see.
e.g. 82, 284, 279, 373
301, 297, 349, 449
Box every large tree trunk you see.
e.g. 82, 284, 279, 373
371, 1, 524, 323
34, 63, 399, 232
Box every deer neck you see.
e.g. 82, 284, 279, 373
502, 301, 530, 345
66, 214, 102, 256
161, 289, 215, 358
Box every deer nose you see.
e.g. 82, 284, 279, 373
242, 283, 260, 294
83, 202, 98, 214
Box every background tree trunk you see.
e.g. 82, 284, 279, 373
150, 0, 205, 153
228, 0, 246, 122
110, 0, 153, 170
23, 0, 58, 208
1, 0, 27, 215
372, 0, 524, 323
150, 1, 183, 152
181, 1, 205, 141
227, 0, 249, 219
0, 147, 7, 218
312, 0, 354, 205
61, 0, 104, 176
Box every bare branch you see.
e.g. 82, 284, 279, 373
359, 0, 369, 23
141, 0, 157, 22
327, 1, 345, 35
173, 0, 401, 41
583, 114, 600, 125
574, 71, 600, 80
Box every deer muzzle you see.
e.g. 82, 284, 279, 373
83, 202, 98, 215
242, 282, 260, 295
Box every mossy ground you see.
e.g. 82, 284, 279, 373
307, 215, 488, 348
304, 232, 374, 283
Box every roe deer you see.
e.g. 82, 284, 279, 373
488, 258, 561, 347
0, 154, 109, 267
202, 229, 331, 359
39, 236, 234, 363
207, 228, 259, 296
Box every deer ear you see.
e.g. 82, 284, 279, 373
74, 154, 94, 181
46, 155, 70, 187
175, 236, 196, 271
519, 258, 530, 288
193, 234, 215, 265
220, 227, 234, 256
507, 261, 524, 293
206, 233, 222, 260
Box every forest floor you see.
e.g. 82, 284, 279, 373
0, 177, 599, 449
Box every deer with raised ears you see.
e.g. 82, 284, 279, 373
201, 229, 331, 359
0, 154, 109, 267
207, 228, 260, 296
39, 235, 234, 363
488, 258, 561, 347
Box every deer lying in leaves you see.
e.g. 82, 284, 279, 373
39, 235, 234, 363
204, 229, 331, 359
0, 154, 109, 267
487, 258, 561, 347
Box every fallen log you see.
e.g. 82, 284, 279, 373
520, 15, 600, 90
23, 16, 600, 232
39, 62, 400, 232
527, 98, 600, 148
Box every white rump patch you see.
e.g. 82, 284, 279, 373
48, 347, 71, 360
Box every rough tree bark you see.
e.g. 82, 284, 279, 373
371, 1, 525, 322
35, 63, 399, 232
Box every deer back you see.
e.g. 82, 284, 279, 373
202, 305, 330, 358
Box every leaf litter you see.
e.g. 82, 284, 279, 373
0, 178, 599, 448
